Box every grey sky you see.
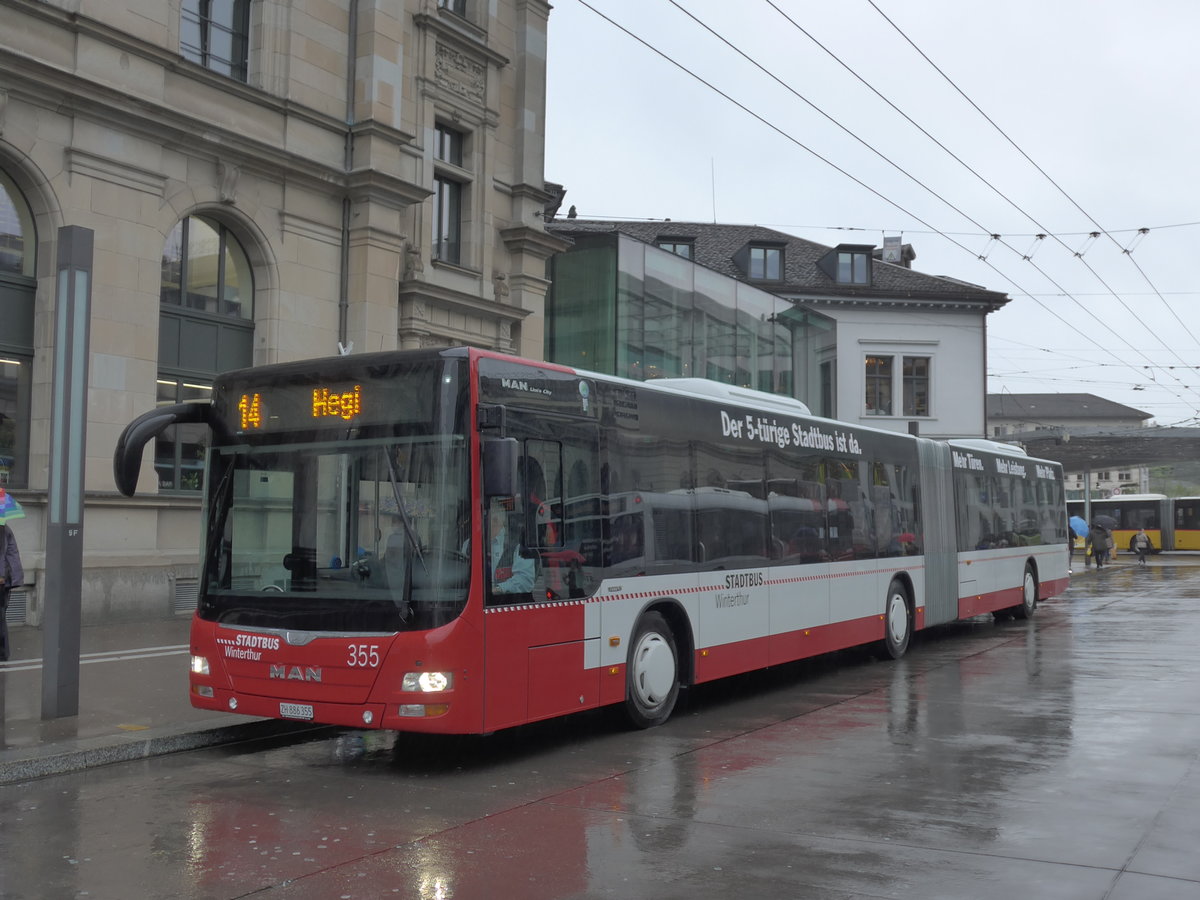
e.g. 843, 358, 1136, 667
545, 1, 1200, 426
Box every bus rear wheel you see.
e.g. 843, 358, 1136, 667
1012, 563, 1037, 620
883, 579, 912, 659
625, 611, 680, 729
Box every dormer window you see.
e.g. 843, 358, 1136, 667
656, 239, 693, 259
837, 250, 869, 284
817, 243, 873, 286
749, 245, 782, 280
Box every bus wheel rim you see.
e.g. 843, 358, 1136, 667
632, 633, 674, 707
887, 592, 908, 644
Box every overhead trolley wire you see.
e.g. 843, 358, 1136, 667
757, 0, 1200, 378
570, 0, 1200, 415
864, 0, 1200, 353
656, 1, 1200, 410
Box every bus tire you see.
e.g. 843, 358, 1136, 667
883, 579, 912, 659
1012, 563, 1037, 620
625, 611, 680, 729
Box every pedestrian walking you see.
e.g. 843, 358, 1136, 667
1132, 527, 1152, 566
1087, 523, 1110, 569
0, 522, 23, 661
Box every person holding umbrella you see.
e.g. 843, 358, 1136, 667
1087, 520, 1111, 569
0, 488, 25, 661
1069, 514, 1088, 572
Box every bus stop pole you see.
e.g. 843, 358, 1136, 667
42, 225, 93, 719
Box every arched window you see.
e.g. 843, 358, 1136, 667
0, 169, 36, 487
157, 215, 254, 491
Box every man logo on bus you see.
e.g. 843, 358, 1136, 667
270, 665, 322, 682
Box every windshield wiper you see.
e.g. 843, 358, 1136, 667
384, 450, 427, 573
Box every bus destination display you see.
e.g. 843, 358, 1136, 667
233, 382, 364, 432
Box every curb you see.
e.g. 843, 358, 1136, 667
0, 719, 332, 785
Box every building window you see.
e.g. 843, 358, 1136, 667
181, 0, 251, 82
161, 217, 253, 319
902, 356, 929, 417
657, 240, 693, 259
0, 357, 32, 488
0, 169, 35, 487
837, 250, 870, 284
434, 176, 463, 265
158, 215, 254, 492
154, 378, 213, 492
864, 355, 893, 415
819, 360, 835, 418
435, 124, 464, 167
749, 246, 782, 280
0, 170, 34, 278
433, 124, 468, 265
438, 0, 467, 15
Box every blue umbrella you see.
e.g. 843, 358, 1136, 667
0, 489, 24, 526
1069, 515, 1088, 537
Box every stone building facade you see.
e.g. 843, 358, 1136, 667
0, 0, 566, 622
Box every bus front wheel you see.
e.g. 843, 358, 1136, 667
883, 580, 912, 659
625, 611, 680, 729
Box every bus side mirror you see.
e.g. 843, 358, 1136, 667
113, 401, 215, 497
483, 437, 519, 498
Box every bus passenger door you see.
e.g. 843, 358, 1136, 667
483, 421, 602, 730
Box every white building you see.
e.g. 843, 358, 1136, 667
546, 221, 1009, 440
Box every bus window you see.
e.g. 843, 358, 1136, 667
873, 460, 920, 557
827, 459, 872, 560
696, 490, 769, 566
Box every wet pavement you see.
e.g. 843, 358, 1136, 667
0, 617, 322, 784
1, 552, 1199, 898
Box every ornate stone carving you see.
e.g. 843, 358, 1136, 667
218, 161, 240, 205
435, 42, 486, 105
492, 271, 510, 304
404, 242, 424, 280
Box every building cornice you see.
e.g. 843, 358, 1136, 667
413, 12, 511, 69
399, 282, 531, 323
0, 49, 428, 208
791, 291, 1009, 313
500, 224, 572, 259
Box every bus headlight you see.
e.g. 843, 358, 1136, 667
402, 671, 453, 692
191, 655, 210, 676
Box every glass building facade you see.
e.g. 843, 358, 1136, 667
547, 233, 798, 396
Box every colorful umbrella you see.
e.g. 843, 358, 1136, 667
0, 488, 25, 525
1068, 515, 1088, 537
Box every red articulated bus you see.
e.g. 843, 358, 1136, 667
113, 347, 1069, 734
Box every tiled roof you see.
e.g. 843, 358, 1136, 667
547, 219, 1009, 308
986, 393, 1151, 421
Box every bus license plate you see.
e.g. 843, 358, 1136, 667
279, 702, 314, 720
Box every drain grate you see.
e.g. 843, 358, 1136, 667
173, 577, 199, 615
4, 587, 28, 624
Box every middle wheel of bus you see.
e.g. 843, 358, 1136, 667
625, 610, 680, 729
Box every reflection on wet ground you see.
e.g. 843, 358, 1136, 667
3, 560, 1200, 898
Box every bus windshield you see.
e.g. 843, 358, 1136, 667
200, 433, 469, 633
